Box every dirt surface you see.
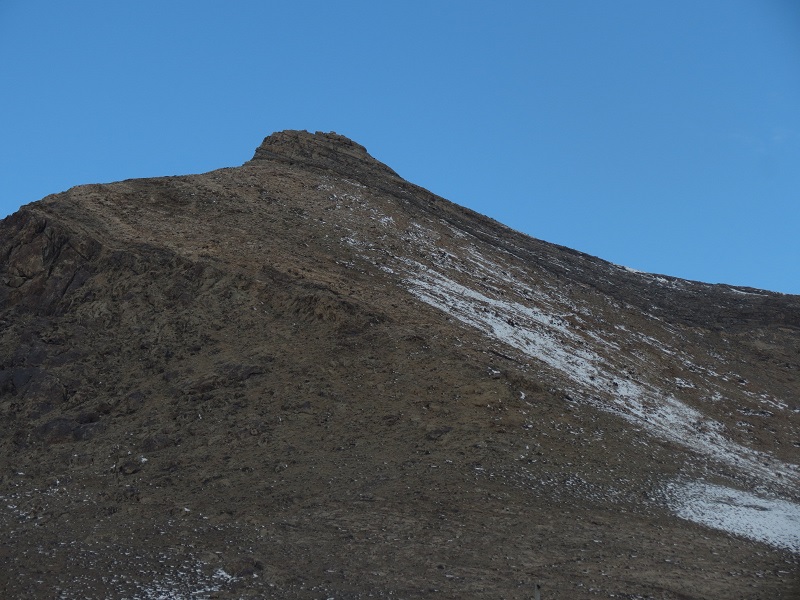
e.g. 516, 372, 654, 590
1, 130, 798, 598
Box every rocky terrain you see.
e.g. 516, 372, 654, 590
1, 130, 798, 599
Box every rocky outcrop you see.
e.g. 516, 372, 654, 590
251, 129, 400, 179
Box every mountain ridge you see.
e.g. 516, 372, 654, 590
1, 130, 798, 598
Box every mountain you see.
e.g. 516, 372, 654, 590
1, 130, 798, 599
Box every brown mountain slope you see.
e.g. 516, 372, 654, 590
1, 130, 798, 599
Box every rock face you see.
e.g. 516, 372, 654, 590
252, 130, 401, 179
1, 130, 799, 599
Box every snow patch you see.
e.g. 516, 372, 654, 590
666, 480, 800, 553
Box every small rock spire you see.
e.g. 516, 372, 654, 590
249, 130, 399, 179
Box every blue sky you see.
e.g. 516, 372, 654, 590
1, 1, 799, 293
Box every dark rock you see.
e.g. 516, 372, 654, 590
140, 434, 172, 452
119, 460, 142, 475
33, 417, 77, 444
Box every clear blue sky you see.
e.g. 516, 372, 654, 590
2, 1, 799, 293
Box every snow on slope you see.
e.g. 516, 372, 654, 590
322, 177, 800, 551
401, 261, 796, 479
666, 481, 800, 553
401, 259, 800, 552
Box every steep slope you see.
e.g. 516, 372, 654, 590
1, 130, 798, 599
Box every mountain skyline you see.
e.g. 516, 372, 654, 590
1, 130, 798, 598
2, 2, 799, 294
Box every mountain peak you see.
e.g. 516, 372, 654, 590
2, 129, 799, 598
250, 130, 399, 178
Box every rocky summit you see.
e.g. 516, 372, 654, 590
1, 130, 799, 599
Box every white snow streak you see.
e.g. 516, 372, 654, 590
400, 260, 800, 551
666, 481, 800, 552
403, 261, 796, 480
324, 184, 800, 552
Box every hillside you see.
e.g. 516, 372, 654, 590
1, 130, 798, 598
